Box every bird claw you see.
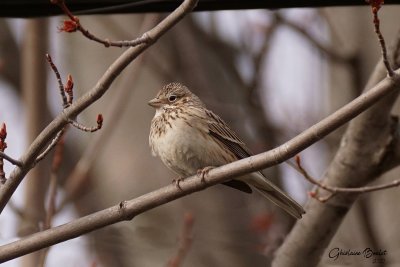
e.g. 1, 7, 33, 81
172, 177, 184, 190
197, 166, 214, 183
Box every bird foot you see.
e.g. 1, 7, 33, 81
172, 177, 184, 190
197, 166, 215, 183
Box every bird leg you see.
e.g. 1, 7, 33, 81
172, 176, 184, 190
197, 166, 215, 183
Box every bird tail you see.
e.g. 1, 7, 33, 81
249, 173, 305, 219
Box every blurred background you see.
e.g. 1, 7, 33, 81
0, 4, 400, 267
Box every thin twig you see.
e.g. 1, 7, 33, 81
46, 54, 69, 108
68, 114, 103, 133
166, 212, 194, 267
53, 0, 151, 48
35, 57, 78, 166
0, 152, 22, 167
367, 0, 394, 76
34, 129, 65, 165
292, 155, 400, 202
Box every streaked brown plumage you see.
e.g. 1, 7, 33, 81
149, 82, 305, 219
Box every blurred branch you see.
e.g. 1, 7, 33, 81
248, 15, 279, 102
0, 0, 198, 214
166, 212, 194, 267
274, 13, 353, 64
354, 200, 385, 267
0, 70, 399, 262
38, 131, 66, 267
19, 18, 49, 267
0, 19, 20, 91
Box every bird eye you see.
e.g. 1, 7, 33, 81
168, 95, 177, 102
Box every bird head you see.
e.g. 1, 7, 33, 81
148, 82, 204, 110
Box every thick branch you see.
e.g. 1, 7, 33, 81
0, 72, 399, 262
0, 0, 198, 214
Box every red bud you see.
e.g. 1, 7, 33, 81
97, 114, 103, 128
64, 74, 74, 93
58, 20, 77, 33
0, 123, 6, 140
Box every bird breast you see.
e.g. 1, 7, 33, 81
150, 109, 225, 177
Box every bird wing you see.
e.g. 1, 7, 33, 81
203, 109, 305, 218
204, 109, 254, 193
206, 110, 305, 219
205, 109, 253, 159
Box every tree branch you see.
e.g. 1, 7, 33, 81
274, 13, 352, 64
166, 212, 194, 267
33, 128, 65, 166
0, 151, 22, 167
291, 155, 400, 199
54, 0, 151, 48
0, 0, 198, 214
0, 70, 399, 262
273, 15, 400, 266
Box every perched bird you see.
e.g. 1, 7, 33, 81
148, 82, 305, 219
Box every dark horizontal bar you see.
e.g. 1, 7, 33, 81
1, 0, 399, 18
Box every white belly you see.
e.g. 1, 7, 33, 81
151, 117, 225, 177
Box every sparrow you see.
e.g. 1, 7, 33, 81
149, 82, 305, 219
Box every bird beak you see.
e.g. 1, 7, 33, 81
148, 98, 162, 108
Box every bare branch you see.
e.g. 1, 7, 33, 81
0, 0, 199, 214
68, 114, 103, 133
291, 156, 400, 198
46, 54, 69, 108
367, 0, 394, 76
166, 212, 194, 267
53, 0, 151, 48
0, 151, 22, 167
274, 13, 352, 64
34, 128, 65, 166
0, 71, 399, 262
